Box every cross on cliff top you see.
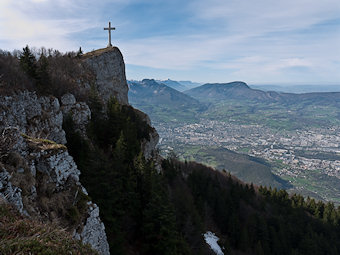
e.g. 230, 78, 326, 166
104, 22, 115, 47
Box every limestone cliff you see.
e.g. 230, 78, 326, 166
0, 91, 110, 255
83, 47, 160, 163
83, 47, 129, 105
0, 46, 160, 255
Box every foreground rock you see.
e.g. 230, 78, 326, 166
0, 91, 110, 255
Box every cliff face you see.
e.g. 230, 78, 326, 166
0, 91, 109, 255
0, 46, 160, 255
83, 47, 129, 105
84, 47, 160, 162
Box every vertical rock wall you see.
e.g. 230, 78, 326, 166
0, 92, 110, 255
83, 47, 129, 105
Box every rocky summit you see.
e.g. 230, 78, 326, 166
83, 47, 129, 105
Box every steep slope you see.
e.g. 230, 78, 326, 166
174, 145, 290, 189
0, 91, 109, 255
0, 46, 163, 255
0, 198, 98, 255
163, 158, 340, 255
83, 47, 129, 105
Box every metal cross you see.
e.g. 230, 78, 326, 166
104, 22, 115, 47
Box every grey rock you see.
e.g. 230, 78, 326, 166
78, 202, 110, 255
0, 91, 66, 144
141, 129, 159, 160
36, 151, 80, 186
84, 47, 129, 105
61, 93, 76, 105
0, 169, 24, 213
61, 94, 91, 135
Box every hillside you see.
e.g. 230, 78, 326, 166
162, 158, 340, 255
172, 144, 291, 189
184, 81, 277, 102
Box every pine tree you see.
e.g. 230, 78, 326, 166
36, 52, 50, 93
19, 45, 37, 79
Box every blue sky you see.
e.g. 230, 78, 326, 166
1, 0, 340, 84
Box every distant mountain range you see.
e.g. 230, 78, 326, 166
128, 79, 205, 123
251, 84, 340, 93
128, 80, 340, 124
155, 79, 187, 92
184, 81, 340, 106
128, 79, 201, 107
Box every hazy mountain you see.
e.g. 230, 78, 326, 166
251, 84, 340, 93
178, 80, 202, 89
185, 81, 340, 106
129, 79, 201, 106
156, 79, 187, 91
128, 79, 205, 123
184, 81, 281, 102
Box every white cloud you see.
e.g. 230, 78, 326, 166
0, 0, 128, 51
191, 0, 340, 34
0, 0, 339, 83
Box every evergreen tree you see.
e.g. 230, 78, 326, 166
36, 52, 50, 93
19, 45, 37, 79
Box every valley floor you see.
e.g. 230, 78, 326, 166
156, 120, 340, 204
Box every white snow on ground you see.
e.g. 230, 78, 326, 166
203, 231, 224, 255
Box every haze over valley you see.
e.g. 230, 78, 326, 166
129, 79, 340, 204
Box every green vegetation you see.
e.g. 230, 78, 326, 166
201, 100, 340, 130
281, 171, 340, 204
64, 96, 187, 254
64, 94, 340, 254
0, 200, 97, 255
21, 133, 67, 151
0, 45, 94, 98
131, 103, 200, 124
162, 159, 340, 255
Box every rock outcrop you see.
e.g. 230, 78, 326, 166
0, 46, 160, 255
0, 91, 65, 144
83, 47, 129, 105
84, 47, 160, 162
75, 202, 110, 255
61, 93, 91, 135
0, 92, 110, 255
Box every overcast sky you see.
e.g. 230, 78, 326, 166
1, 0, 340, 84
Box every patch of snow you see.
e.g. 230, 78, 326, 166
204, 231, 224, 255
